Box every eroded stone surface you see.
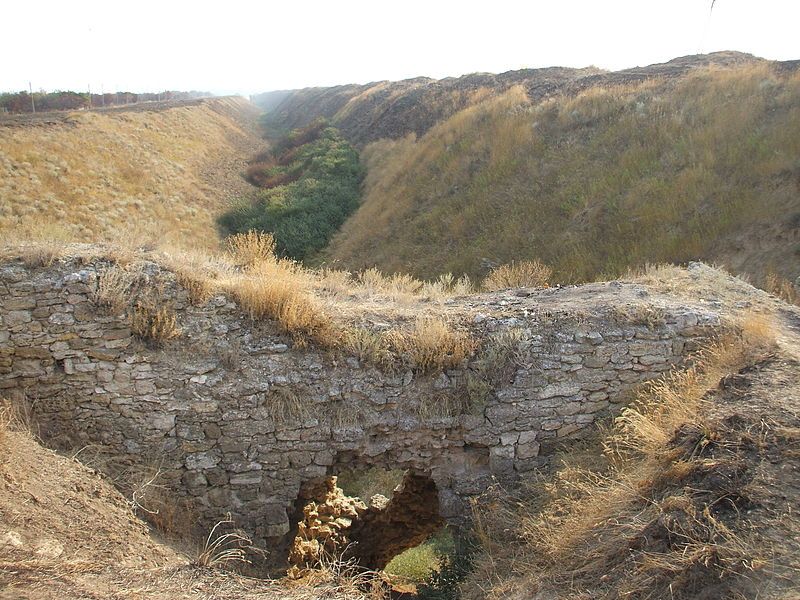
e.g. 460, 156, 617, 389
0, 257, 721, 554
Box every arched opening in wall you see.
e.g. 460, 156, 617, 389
288, 466, 453, 590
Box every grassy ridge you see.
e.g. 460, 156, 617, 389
324, 65, 800, 283
219, 122, 364, 261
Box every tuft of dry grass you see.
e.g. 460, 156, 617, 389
131, 300, 180, 346
388, 317, 476, 374
94, 264, 141, 314
608, 303, 667, 329
0, 397, 35, 445
764, 271, 799, 306
228, 266, 335, 348
465, 328, 526, 408
267, 387, 311, 426
227, 231, 277, 268
222, 231, 336, 347
482, 260, 551, 291
175, 271, 216, 306
341, 328, 396, 371
194, 513, 257, 569
0, 401, 10, 446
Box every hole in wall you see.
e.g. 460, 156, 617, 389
288, 465, 447, 581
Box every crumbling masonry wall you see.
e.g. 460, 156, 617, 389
0, 258, 720, 549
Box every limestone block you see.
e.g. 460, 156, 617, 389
177, 423, 205, 440
185, 451, 220, 470
12, 359, 46, 377
537, 382, 581, 400
230, 472, 263, 486
516, 441, 540, 459
149, 413, 175, 431
6, 310, 32, 326
557, 423, 582, 437
203, 422, 222, 439
3, 297, 36, 310
541, 418, 563, 431
638, 354, 667, 366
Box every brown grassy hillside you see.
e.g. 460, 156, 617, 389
322, 63, 800, 284
0, 97, 263, 251
259, 52, 764, 147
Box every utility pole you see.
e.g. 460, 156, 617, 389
29, 81, 35, 113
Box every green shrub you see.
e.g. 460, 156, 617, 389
219, 124, 363, 261
416, 534, 476, 600
386, 528, 457, 584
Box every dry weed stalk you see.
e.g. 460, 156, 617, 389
127, 465, 164, 516
0, 397, 35, 442
227, 230, 276, 268
292, 551, 388, 600
195, 513, 255, 568
94, 264, 141, 314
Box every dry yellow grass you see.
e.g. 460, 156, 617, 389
482, 260, 551, 291
227, 229, 278, 268
0, 98, 262, 252
611, 312, 776, 459
764, 272, 800, 306
215, 232, 477, 363
223, 233, 336, 348
130, 300, 180, 346
94, 264, 143, 313
4, 233, 477, 372
388, 317, 476, 373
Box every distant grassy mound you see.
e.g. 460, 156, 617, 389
219, 121, 363, 261
323, 63, 800, 284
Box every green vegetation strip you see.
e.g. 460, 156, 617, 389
219, 120, 364, 261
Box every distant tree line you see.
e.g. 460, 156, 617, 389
0, 90, 210, 113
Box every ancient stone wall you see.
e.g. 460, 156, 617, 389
0, 257, 720, 552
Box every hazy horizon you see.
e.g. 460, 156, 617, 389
2, 0, 799, 96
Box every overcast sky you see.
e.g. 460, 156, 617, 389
2, 0, 799, 95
